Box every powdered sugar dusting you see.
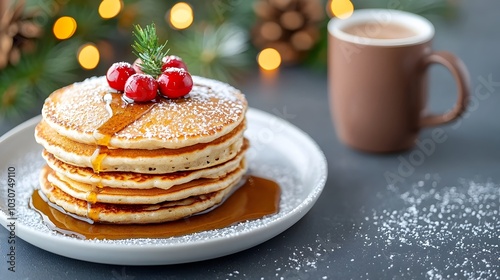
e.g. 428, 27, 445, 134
206, 176, 499, 279
42, 76, 111, 131
118, 79, 246, 142
0, 151, 48, 233
113, 61, 133, 68
361, 177, 500, 279
328, 176, 500, 279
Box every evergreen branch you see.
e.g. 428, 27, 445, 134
131, 23, 169, 77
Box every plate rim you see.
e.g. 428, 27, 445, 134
0, 108, 328, 264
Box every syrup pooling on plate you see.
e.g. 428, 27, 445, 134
30, 176, 281, 240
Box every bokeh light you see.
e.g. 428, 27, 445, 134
328, 0, 354, 19
99, 0, 123, 19
169, 2, 194, 30
257, 48, 281, 71
261, 22, 282, 41
53, 16, 77, 40
78, 44, 100, 70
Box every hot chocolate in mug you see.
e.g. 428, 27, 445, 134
328, 9, 469, 153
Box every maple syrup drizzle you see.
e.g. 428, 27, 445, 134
90, 93, 156, 173
86, 185, 101, 204
90, 147, 106, 173
86, 93, 157, 219
30, 176, 281, 240
86, 191, 98, 204
94, 93, 156, 144
96, 181, 103, 188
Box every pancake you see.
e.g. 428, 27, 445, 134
35, 120, 246, 174
39, 166, 240, 224
44, 158, 246, 204
42, 142, 248, 190
42, 76, 247, 150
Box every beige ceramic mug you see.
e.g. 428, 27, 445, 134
328, 9, 469, 153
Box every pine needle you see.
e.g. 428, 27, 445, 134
131, 23, 169, 77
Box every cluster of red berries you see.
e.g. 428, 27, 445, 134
106, 55, 193, 102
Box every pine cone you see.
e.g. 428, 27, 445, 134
252, 0, 325, 64
0, 0, 43, 69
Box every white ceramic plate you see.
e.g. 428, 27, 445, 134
0, 108, 327, 265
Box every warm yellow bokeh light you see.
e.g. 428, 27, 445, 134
329, 0, 354, 19
53, 16, 77, 40
78, 44, 100, 70
258, 48, 281, 71
99, 0, 123, 19
169, 2, 193, 30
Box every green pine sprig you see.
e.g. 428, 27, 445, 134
131, 23, 169, 78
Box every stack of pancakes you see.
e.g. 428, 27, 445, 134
35, 76, 248, 224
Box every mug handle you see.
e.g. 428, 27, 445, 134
419, 51, 470, 128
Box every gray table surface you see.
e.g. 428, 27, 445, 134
1, 1, 499, 279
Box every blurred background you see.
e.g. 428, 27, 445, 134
0, 0, 458, 123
